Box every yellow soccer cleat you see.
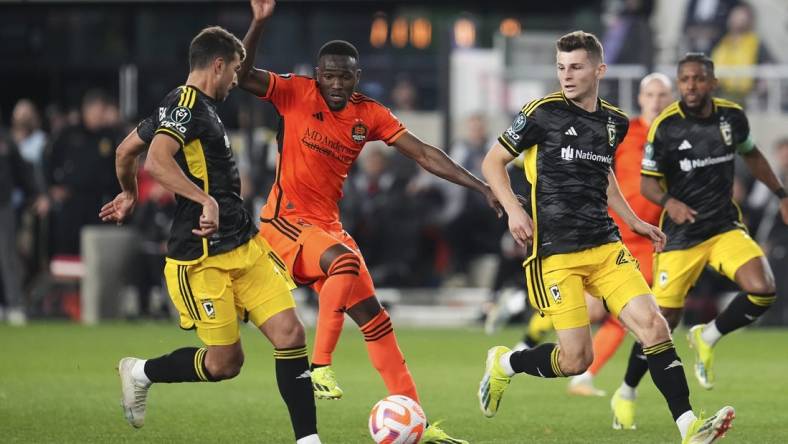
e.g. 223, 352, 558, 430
610, 388, 637, 430
687, 325, 715, 390
311, 366, 343, 400
682, 406, 735, 444
421, 421, 468, 444
478, 346, 512, 418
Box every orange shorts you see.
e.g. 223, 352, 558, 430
259, 216, 376, 308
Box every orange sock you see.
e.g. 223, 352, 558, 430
360, 310, 419, 402
588, 316, 626, 376
312, 254, 360, 366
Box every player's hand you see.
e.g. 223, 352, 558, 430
779, 197, 788, 225
193, 196, 219, 237
250, 0, 276, 22
664, 198, 698, 224
99, 191, 137, 225
507, 206, 534, 248
631, 219, 666, 253
482, 185, 504, 218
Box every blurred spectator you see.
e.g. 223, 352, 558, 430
1, 124, 43, 326
44, 90, 123, 256
682, 0, 738, 54
443, 113, 504, 274
11, 100, 48, 187
602, 0, 655, 69
390, 76, 419, 111
711, 2, 771, 103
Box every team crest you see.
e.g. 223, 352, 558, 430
351, 121, 368, 144
719, 119, 733, 146
512, 113, 527, 132
606, 119, 617, 147
549, 285, 562, 304
170, 106, 191, 124
202, 300, 216, 319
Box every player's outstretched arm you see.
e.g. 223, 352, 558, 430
145, 134, 219, 237
641, 174, 697, 224
393, 131, 503, 217
98, 128, 148, 224
608, 170, 666, 251
742, 147, 788, 224
482, 142, 532, 247
237, 0, 275, 97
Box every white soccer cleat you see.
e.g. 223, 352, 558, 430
118, 357, 150, 428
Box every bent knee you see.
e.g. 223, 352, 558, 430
743, 281, 777, 296
270, 317, 306, 349
559, 350, 593, 376
205, 355, 244, 381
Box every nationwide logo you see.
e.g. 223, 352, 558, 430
564, 126, 578, 136
678, 153, 734, 172
678, 139, 693, 150
560, 145, 613, 164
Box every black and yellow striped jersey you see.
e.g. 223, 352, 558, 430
641, 98, 753, 251
138, 85, 257, 264
498, 91, 630, 258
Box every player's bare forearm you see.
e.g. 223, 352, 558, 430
641, 175, 668, 206
238, 4, 271, 96
145, 135, 212, 207
607, 171, 640, 228
394, 132, 486, 194
482, 143, 520, 214
742, 147, 785, 194
115, 129, 148, 197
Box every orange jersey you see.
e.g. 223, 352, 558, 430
258, 73, 407, 231
611, 117, 663, 252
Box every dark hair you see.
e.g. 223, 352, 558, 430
556, 31, 604, 63
318, 40, 359, 63
82, 89, 111, 108
678, 52, 715, 76
189, 26, 245, 71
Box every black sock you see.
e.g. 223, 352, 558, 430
144, 347, 215, 383
715, 292, 775, 334
624, 341, 649, 388
274, 346, 318, 440
523, 334, 540, 348
643, 341, 691, 420
310, 363, 328, 370
509, 343, 563, 378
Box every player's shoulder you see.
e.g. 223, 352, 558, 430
520, 91, 565, 116
349, 91, 387, 110
713, 97, 747, 120
600, 98, 629, 122
652, 101, 684, 129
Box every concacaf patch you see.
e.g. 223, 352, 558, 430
351, 121, 368, 144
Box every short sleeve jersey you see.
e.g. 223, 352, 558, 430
498, 91, 630, 258
641, 98, 754, 250
257, 73, 406, 231
138, 85, 256, 263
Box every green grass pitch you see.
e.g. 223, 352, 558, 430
1, 322, 787, 443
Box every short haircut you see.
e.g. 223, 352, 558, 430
556, 31, 604, 63
678, 52, 715, 76
189, 26, 245, 71
318, 40, 359, 63
640, 72, 673, 91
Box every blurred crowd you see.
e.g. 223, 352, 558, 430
2, 0, 787, 325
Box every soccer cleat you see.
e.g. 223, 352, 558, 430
311, 366, 343, 400
682, 406, 735, 444
118, 357, 151, 428
567, 375, 606, 397
610, 388, 636, 430
421, 421, 468, 444
687, 325, 715, 390
478, 346, 511, 418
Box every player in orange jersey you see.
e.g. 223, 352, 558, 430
568, 72, 675, 397
237, 1, 499, 442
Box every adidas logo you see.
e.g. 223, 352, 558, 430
678, 139, 692, 150
312, 112, 324, 121
296, 370, 312, 379
664, 360, 683, 371
564, 126, 578, 136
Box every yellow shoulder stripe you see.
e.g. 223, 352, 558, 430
601, 101, 628, 118
523, 97, 564, 116
713, 97, 743, 110
177, 86, 197, 109
647, 102, 682, 141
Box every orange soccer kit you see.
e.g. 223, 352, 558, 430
256, 72, 418, 400
588, 116, 664, 376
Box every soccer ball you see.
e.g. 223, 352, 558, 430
368, 395, 427, 444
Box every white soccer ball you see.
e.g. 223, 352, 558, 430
368, 395, 427, 444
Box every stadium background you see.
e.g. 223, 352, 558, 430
1, 0, 788, 442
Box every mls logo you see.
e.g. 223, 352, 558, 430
549, 285, 562, 304
170, 106, 192, 124
719, 120, 733, 146
659, 271, 668, 287
202, 300, 216, 319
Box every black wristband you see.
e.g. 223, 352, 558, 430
776, 187, 787, 199
659, 194, 672, 206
